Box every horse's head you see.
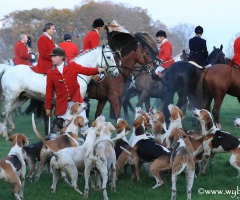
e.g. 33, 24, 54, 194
97, 44, 119, 78
135, 42, 157, 71
208, 44, 225, 65
133, 32, 159, 72
2, 58, 14, 66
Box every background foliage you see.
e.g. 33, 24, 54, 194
0, 0, 195, 61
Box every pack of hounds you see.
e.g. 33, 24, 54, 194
1, 102, 240, 200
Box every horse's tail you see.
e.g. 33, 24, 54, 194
25, 99, 44, 117
31, 113, 50, 148
0, 64, 13, 99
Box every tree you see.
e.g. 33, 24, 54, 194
169, 23, 194, 55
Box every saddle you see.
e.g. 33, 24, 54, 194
188, 61, 203, 69
231, 62, 240, 69
151, 70, 166, 85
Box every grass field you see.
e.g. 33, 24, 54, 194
0, 95, 240, 200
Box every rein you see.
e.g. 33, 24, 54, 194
208, 50, 225, 65
100, 45, 118, 77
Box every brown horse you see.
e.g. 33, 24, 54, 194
87, 32, 158, 120
121, 50, 189, 121
202, 63, 238, 128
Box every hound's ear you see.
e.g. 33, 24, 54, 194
126, 124, 131, 131
9, 135, 15, 142
92, 121, 97, 127
179, 109, 184, 119
70, 103, 78, 115
180, 130, 187, 138
205, 115, 213, 131
132, 120, 138, 127
115, 123, 120, 129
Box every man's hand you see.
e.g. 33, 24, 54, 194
46, 110, 52, 117
98, 68, 105, 73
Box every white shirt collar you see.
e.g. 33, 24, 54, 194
93, 29, 99, 34
43, 32, 52, 40
159, 38, 168, 47
57, 62, 64, 74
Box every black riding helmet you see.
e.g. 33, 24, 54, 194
50, 47, 65, 57
195, 26, 203, 34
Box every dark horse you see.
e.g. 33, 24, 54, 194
202, 61, 238, 128
121, 50, 190, 120
87, 31, 158, 120
163, 45, 226, 123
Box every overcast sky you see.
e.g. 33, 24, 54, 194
0, 0, 239, 55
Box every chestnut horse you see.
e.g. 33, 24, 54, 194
87, 31, 158, 120
163, 45, 226, 123
202, 62, 238, 128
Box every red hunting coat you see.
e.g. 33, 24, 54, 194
83, 30, 99, 51
158, 40, 174, 68
14, 41, 32, 66
59, 41, 80, 62
230, 36, 240, 67
35, 34, 55, 73
45, 62, 99, 116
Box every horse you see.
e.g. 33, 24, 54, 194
163, 45, 226, 123
0, 44, 119, 131
86, 30, 158, 120
121, 50, 189, 121
201, 61, 240, 128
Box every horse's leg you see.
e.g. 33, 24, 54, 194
136, 91, 150, 108
144, 98, 151, 112
95, 100, 107, 119
163, 89, 175, 124
2, 96, 21, 130
108, 94, 121, 120
212, 92, 226, 129
122, 88, 137, 121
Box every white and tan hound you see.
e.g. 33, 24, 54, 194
0, 133, 28, 200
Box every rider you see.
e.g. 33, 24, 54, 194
229, 36, 240, 67
188, 25, 211, 68
83, 18, 105, 82
58, 33, 79, 62
34, 22, 56, 73
45, 47, 105, 120
154, 30, 174, 78
13, 33, 35, 66
83, 18, 105, 51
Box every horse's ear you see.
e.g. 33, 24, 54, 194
220, 44, 223, 50
213, 46, 216, 50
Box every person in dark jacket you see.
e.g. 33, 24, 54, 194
188, 26, 211, 68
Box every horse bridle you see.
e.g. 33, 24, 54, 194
208, 50, 225, 65
139, 44, 159, 75
100, 44, 118, 77
78, 45, 118, 85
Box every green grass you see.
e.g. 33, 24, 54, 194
1, 96, 240, 200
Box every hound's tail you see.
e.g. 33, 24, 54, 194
32, 113, 51, 149
120, 146, 132, 156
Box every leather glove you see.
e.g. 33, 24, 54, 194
31, 54, 36, 59
46, 110, 52, 117
98, 68, 105, 73
155, 59, 163, 66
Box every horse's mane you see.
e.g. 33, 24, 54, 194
133, 32, 158, 55
106, 20, 130, 34
74, 46, 100, 60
